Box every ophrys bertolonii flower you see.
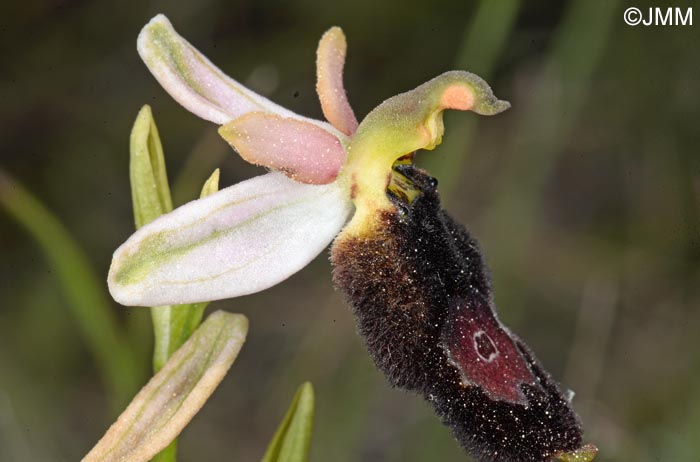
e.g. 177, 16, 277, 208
109, 15, 596, 462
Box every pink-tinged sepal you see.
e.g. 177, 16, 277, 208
442, 295, 540, 405
109, 172, 353, 306
219, 113, 346, 185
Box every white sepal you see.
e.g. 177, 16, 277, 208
109, 172, 353, 306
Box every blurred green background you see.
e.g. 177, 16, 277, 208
1, 0, 698, 461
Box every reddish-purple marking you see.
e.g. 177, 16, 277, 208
442, 297, 540, 405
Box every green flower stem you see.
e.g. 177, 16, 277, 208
0, 170, 141, 409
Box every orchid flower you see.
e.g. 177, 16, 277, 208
108, 14, 508, 306
108, 15, 596, 462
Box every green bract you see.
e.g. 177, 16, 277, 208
82, 311, 248, 462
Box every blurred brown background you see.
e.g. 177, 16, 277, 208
1, 0, 698, 461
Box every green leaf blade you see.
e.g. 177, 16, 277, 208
0, 170, 141, 408
263, 382, 315, 462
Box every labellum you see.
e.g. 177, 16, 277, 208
332, 164, 593, 462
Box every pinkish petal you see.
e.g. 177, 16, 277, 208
316, 27, 358, 136
219, 113, 346, 185
137, 15, 341, 138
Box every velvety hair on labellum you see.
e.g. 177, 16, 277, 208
331, 165, 584, 462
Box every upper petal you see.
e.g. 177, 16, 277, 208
109, 172, 353, 306
316, 27, 358, 136
137, 14, 341, 137
219, 113, 346, 185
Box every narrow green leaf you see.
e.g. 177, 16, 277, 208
128, 104, 175, 375
263, 382, 315, 462
0, 170, 141, 408
82, 311, 248, 462
130, 104, 173, 228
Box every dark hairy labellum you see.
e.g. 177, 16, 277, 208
331, 165, 586, 462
